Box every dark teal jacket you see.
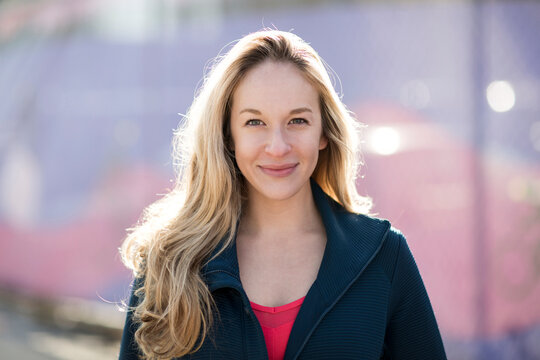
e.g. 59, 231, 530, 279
120, 180, 447, 359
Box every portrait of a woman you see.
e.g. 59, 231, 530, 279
119, 30, 447, 360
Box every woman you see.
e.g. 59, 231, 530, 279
119, 30, 446, 360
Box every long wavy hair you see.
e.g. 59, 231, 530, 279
120, 29, 371, 359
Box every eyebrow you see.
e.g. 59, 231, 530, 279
239, 107, 312, 115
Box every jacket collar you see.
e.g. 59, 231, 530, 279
202, 178, 391, 359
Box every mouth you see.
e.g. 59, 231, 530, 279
258, 163, 298, 177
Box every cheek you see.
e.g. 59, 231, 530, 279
303, 132, 326, 154
232, 135, 260, 165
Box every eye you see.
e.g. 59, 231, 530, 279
245, 119, 264, 126
289, 118, 308, 125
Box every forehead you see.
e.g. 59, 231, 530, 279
232, 61, 319, 112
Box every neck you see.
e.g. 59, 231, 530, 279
239, 181, 324, 238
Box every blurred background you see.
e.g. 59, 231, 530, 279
0, 0, 539, 359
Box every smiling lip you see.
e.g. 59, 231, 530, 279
258, 163, 298, 177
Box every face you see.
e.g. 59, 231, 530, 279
230, 60, 328, 202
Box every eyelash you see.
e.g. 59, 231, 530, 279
289, 118, 307, 125
245, 118, 308, 126
245, 119, 264, 126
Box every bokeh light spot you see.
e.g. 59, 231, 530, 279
486, 80, 515, 113
370, 127, 401, 156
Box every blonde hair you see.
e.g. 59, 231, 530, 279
120, 29, 371, 359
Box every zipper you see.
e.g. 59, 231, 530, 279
290, 222, 392, 360
233, 287, 269, 360
240, 296, 247, 360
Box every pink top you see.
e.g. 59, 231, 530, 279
250, 297, 305, 360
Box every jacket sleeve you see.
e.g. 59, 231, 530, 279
384, 232, 447, 360
119, 277, 144, 360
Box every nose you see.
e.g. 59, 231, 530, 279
265, 128, 291, 157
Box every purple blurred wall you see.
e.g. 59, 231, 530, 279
1, 1, 539, 358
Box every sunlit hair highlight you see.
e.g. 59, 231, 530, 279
120, 29, 371, 359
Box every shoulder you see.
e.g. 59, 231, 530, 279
344, 212, 409, 280
334, 200, 405, 243
127, 275, 146, 307
333, 204, 402, 252
313, 182, 409, 274
380, 223, 407, 254
357, 213, 407, 259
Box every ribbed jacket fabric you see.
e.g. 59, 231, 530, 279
119, 179, 447, 359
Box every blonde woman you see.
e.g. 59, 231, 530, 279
119, 30, 446, 360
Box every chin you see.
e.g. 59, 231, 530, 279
249, 178, 310, 202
